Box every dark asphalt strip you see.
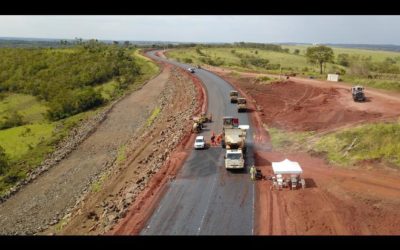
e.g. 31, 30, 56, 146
140, 51, 255, 235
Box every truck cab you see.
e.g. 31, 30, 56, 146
222, 116, 239, 130
225, 149, 245, 169
229, 90, 239, 103
237, 98, 247, 112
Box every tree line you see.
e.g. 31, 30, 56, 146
0, 41, 141, 121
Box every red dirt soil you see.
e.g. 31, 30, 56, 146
255, 152, 400, 235
109, 67, 207, 235
212, 69, 400, 235
210, 67, 400, 133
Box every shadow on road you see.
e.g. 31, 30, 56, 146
228, 168, 248, 174
304, 178, 318, 188
253, 151, 271, 167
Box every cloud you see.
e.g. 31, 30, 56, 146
0, 16, 400, 44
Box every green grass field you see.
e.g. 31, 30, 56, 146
168, 46, 400, 92
0, 123, 55, 161
268, 121, 400, 168
282, 45, 400, 65
0, 93, 48, 124
167, 47, 340, 74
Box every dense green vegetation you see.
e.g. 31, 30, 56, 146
0, 41, 141, 121
268, 122, 400, 168
0, 43, 159, 195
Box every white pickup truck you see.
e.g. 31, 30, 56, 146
222, 117, 249, 170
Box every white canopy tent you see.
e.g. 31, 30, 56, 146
272, 159, 303, 175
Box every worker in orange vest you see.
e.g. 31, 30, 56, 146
216, 133, 222, 145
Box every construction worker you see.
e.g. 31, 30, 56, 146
211, 131, 216, 146
250, 165, 256, 181
216, 133, 222, 145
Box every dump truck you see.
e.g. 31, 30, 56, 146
229, 90, 239, 103
222, 127, 246, 149
352, 85, 365, 102
237, 97, 247, 112
221, 117, 249, 170
191, 113, 212, 133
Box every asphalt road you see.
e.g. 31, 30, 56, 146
141, 51, 255, 235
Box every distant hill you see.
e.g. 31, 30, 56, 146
0, 37, 73, 48
324, 43, 400, 52
279, 42, 400, 53
0, 37, 188, 48
2, 37, 400, 52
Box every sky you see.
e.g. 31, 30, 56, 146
0, 15, 400, 44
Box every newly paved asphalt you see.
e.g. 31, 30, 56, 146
141, 51, 255, 235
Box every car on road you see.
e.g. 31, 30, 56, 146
194, 135, 206, 149
188, 68, 195, 73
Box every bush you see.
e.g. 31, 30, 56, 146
195, 48, 206, 56
183, 58, 193, 63
47, 88, 104, 121
0, 111, 25, 130
248, 58, 269, 68
337, 53, 350, 67
0, 146, 8, 174
256, 76, 271, 82
266, 64, 281, 70
200, 56, 224, 66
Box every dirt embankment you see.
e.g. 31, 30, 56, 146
51, 65, 203, 235
211, 68, 400, 235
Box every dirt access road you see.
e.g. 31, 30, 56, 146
0, 62, 169, 235
112, 51, 256, 235
211, 68, 400, 235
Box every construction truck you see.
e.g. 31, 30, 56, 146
192, 120, 202, 133
221, 117, 249, 170
229, 90, 239, 103
237, 97, 247, 112
191, 112, 212, 133
352, 85, 366, 102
